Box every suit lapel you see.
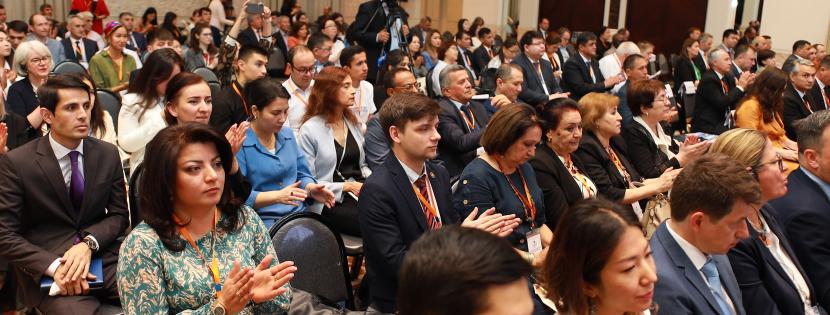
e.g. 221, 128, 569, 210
34, 138, 78, 224
656, 225, 725, 315
389, 157, 428, 231
715, 255, 743, 315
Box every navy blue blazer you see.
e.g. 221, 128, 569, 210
690, 69, 744, 135
61, 37, 98, 63
727, 204, 825, 315
560, 53, 609, 100
513, 53, 562, 106
436, 97, 491, 180
651, 222, 747, 315
770, 168, 830, 309
358, 155, 459, 313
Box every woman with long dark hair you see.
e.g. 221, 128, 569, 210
137, 7, 158, 34
117, 123, 296, 314
299, 67, 370, 236
184, 22, 218, 71
161, 12, 184, 43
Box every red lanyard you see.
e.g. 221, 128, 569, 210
174, 209, 222, 297
231, 82, 249, 115
203, 52, 211, 67
496, 158, 537, 228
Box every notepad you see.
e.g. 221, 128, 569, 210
40, 257, 104, 294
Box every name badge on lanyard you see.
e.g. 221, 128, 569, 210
526, 228, 543, 254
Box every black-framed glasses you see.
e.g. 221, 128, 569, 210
757, 155, 785, 173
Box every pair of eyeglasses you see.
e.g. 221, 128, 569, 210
293, 67, 315, 74
398, 82, 422, 90
757, 155, 785, 173
30, 57, 50, 65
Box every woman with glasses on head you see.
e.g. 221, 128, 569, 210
711, 128, 826, 315
7, 41, 52, 132
736, 67, 799, 174
622, 79, 709, 179
184, 22, 219, 71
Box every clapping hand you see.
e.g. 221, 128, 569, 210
251, 255, 296, 304
219, 261, 255, 314
0, 122, 8, 154
461, 207, 522, 238
306, 183, 336, 208
225, 122, 250, 155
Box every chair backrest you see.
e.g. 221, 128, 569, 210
52, 60, 87, 75
270, 213, 353, 309
268, 47, 286, 72
425, 67, 437, 98
127, 163, 143, 229
193, 67, 219, 84
208, 81, 221, 100
478, 67, 498, 96
96, 89, 121, 130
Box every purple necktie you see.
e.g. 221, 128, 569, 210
68, 151, 84, 212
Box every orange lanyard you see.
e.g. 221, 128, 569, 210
564, 154, 593, 198
174, 209, 222, 297
606, 147, 632, 184
354, 84, 363, 116
411, 175, 440, 223
458, 106, 477, 131
287, 80, 309, 106
496, 159, 537, 228
231, 82, 250, 115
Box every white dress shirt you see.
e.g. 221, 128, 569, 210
599, 54, 625, 93
283, 77, 314, 137
351, 80, 376, 129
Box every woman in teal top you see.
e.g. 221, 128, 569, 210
118, 123, 296, 314
89, 21, 136, 93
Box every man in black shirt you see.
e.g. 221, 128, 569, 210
209, 45, 268, 133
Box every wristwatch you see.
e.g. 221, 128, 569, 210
211, 301, 227, 315
82, 235, 99, 253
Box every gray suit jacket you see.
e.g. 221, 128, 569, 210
364, 117, 389, 172
651, 222, 747, 315
298, 116, 372, 213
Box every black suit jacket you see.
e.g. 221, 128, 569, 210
471, 45, 492, 76
573, 130, 643, 210
783, 84, 817, 140
529, 144, 588, 231
561, 53, 608, 100
436, 97, 491, 179
808, 82, 829, 113
6, 77, 40, 117
358, 156, 459, 312
457, 46, 476, 77
347, 0, 408, 83
238, 27, 261, 48
127, 31, 147, 53
690, 69, 744, 135
728, 204, 826, 315
621, 122, 680, 179
770, 168, 830, 309
674, 57, 698, 93
694, 53, 708, 72
0, 136, 128, 306
1, 112, 39, 151
61, 37, 98, 63
514, 54, 562, 106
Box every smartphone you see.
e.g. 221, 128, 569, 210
246, 3, 264, 14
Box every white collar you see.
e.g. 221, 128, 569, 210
817, 78, 827, 90
666, 221, 709, 271
449, 98, 468, 111
286, 77, 313, 94
580, 53, 592, 64
48, 132, 84, 160
396, 154, 425, 184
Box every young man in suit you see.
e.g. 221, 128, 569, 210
720, 29, 740, 59
615, 54, 649, 127
771, 111, 830, 309
118, 12, 147, 54
537, 18, 549, 40
359, 92, 519, 313
0, 74, 128, 313
811, 56, 830, 111
652, 153, 760, 315
436, 64, 491, 179
690, 48, 751, 135
514, 30, 567, 106
62, 15, 98, 66
730, 45, 756, 78
783, 59, 817, 140
471, 27, 495, 76
561, 32, 624, 100
783, 40, 813, 74
455, 31, 477, 81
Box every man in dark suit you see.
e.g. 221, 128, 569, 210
347, 0, 408, 83
556, 27, 576, 64
695, 33, 714, 71
783, 59, 818, 140
62, 15, 98, 65
782, 40, 812, 74
513, 30, 567, 106
811, 56, 830, 112
0, 74, 127, 313
691, 48, 751, 135
436, 64, 491, 179
359, 92, 518, 313
730, 45, 756, 78
471, 27, 495, 76
720, 29, 740, 59
238, 14, 265, 48
771, 111, 830, 308
119, 12, 147, 54
561, 32, 625, 100
652, 153, 759, 315
615, 54, 649, 127
537, 18, 549, 40
455, 31, 477, 81
481, 64, 524, 115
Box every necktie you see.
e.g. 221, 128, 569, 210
68, 151, 84, 212
701, 258, 734, 315
460, 104, 477, 131
533, 62, 550, 95
721, 77, 730, 94
549, 53, 559, 71
803, 95, 814, 113
414, 174, 441, 230
74, 40, 84, 61
586, 61, 596, 83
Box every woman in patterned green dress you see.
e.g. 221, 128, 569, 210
118, 123, 296, 314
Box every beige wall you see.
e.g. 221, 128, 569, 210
761, 0, 830, 53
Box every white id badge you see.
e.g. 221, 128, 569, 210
526, 229, 543, 255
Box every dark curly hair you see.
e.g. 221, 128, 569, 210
140, 122, 245, 251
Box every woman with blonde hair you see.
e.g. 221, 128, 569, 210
711, 128, 825, 315
7, 40, 52, 130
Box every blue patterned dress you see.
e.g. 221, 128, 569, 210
117, 206, 292, 314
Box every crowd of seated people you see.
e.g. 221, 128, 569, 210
1, 1, 830, 314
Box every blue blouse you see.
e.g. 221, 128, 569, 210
236, 127, 317, 219
423, 51, 435, 70
453, 158, 546, 251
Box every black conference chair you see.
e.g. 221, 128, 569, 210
270, 212, 354, 310
127, 164, 143, 229
208, 81, 221, 100
267, 47, 286, 78
193, 67, 220, 84
52, 60, 86, 75
340, 234, 363, 280
96, 89, 121, 130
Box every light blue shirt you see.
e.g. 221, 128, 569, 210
800, 167, 830, 200
236, 127, 317, 219
27, 34, 65, 66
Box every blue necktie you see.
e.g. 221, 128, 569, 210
701, 258, 733, 315
69, 151, 84, 212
